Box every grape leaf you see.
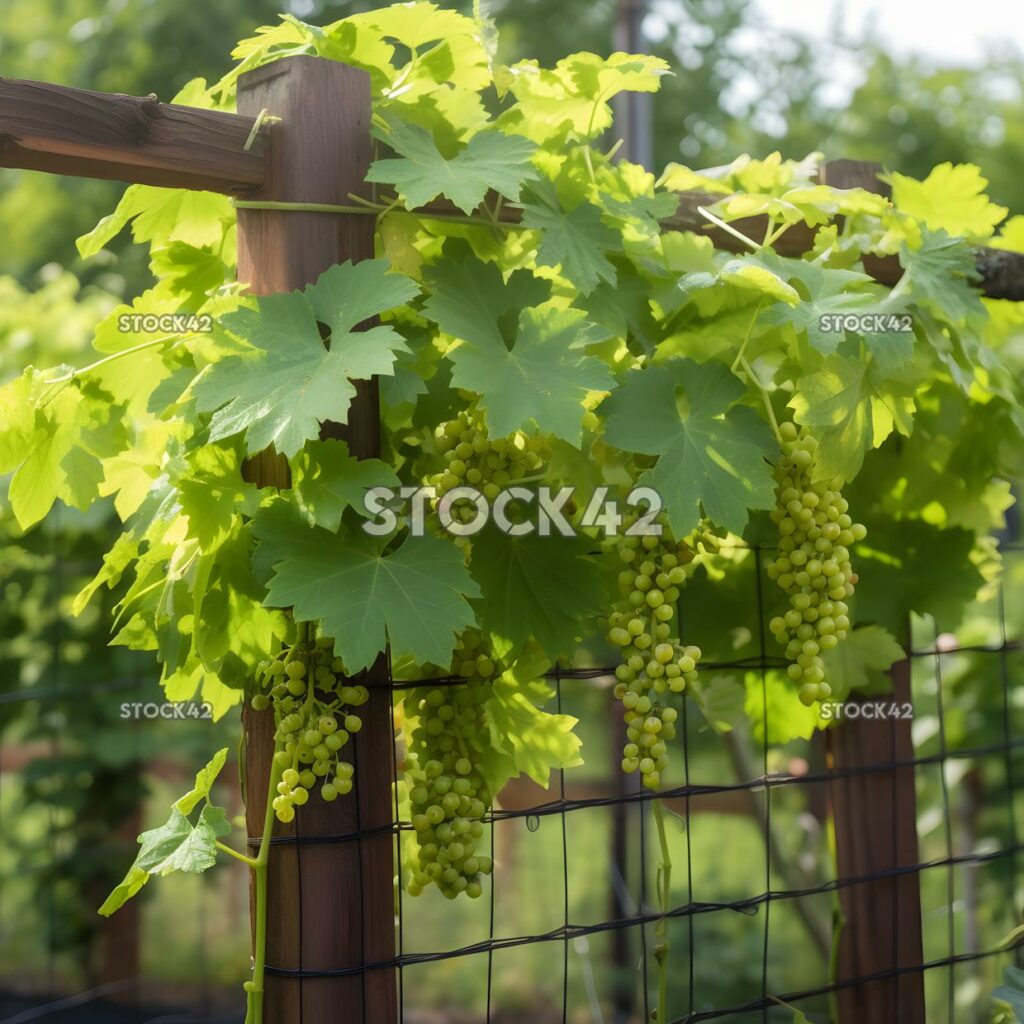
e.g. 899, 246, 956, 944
885, 163, 1007, 240
290, 439, 400, 531
993, 966, 1024, 1022
469, 525, 605, 658
690, 674, 747, 735
99, 749, 231, 916
521, 182, 619, 294
762, 261, 881, 354
481, 672, 582, 793
177, 443, 259, 551
134, 804, 230, 875
744, 671, 820, 745
421, 257, 611, 441
601, 358, 777, 536
5, 373, 109, 529
259, 525, 480, 672
367, 117, 536, 214
789, 354, 916, 481
422, 255, 550, 352
174, 747, 230, 815
820, 625, 904, 701
193, 260, 417, 457
448, 305, 613, 444
852, 518, 985, 634
897, 229, 984, 325
77, 185, 231, 258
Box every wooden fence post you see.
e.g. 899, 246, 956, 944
820, 159, 925, 1024
236, 55, 397, 1024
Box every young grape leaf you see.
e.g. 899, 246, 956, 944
367, 117, 536, 214
100, 748, 231, 916
745, 671, 820, 745
4, 373, 109, 530
601, 358, 777, 536
993, 966, 1024, 1022
885, 163, 1007, 240
290, 439, 400, 531
174, 747, 230, 815
98, 867, 150, 917
469, 525, 605, 658
77, 185, 231, 258
193, 260, 417, 457
259, 525, 480, 673
481, 673, 582, 793
789, 354, 916, 481
177, 443, 260, 551
820, 625, 904, 701
761, 260, 881, 355
521, 182, 619, 294
134, 804, 230, 875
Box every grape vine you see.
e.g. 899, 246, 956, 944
0, 4, 1020, 1023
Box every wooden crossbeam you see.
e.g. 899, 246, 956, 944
2, 75, 1022, 300
0, 77, 265, 193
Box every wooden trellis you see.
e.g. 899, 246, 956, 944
2, 55, 1021, 1024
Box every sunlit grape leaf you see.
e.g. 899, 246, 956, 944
134, 804, 230, 875
77, 185, 231, 258
259, 524, 479, 672
469, 525, 605, 658
290, 439, 400, 531
820, 625, 904, 701
177, 443, 259, 551
482, 672, 582, 792
521, 182, 619, 294
744, 671, 820, 744
367, 117, 536, 214
174, 747, 230, 815
193, 260, 417, 457
761, 259, 881, 354
789, 355, 916, 481
504, 52, 668, 143
601, 358, 777, 536
885, 163, 1007, 240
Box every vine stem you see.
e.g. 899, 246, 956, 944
233, 198, 520, 231
244, 723, 285, 1024
737, 353, 784, 446
652, 798, 672, 1023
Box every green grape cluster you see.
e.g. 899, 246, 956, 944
252, 634, 369, 823
404, 630, 496, 899
426, 409, 546, 521
767, 422, 867, 706
604, 515, 701, 791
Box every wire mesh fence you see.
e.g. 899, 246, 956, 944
1, 532, 1022, 1023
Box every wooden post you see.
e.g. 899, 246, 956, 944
821, 159, 925, 1024
235, 56, 396, 1024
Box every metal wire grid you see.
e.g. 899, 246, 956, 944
1, 537, 1021, 1023
252, 541, 1024, 1023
